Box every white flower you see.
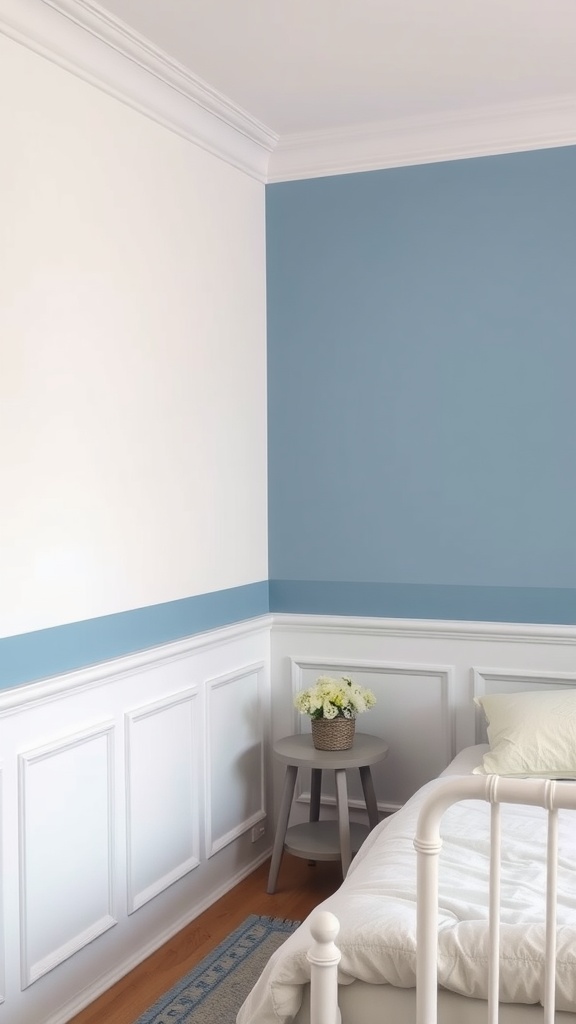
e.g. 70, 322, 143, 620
294, 675, 377, 720
323, 700, 339, 719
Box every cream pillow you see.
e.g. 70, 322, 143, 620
473, 689, 576, 778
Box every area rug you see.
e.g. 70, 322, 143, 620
136, 914, 300, 1024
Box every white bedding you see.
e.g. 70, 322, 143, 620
237, 744, 576, 1024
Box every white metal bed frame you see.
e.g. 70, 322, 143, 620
306, 774, 576, 1024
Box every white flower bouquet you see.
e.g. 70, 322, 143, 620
294, 675, 377, 721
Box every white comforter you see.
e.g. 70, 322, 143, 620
237, 747, 576, 1024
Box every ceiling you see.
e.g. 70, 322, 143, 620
81, 0, 576, 137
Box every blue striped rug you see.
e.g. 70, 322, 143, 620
136, 914, 299, 1024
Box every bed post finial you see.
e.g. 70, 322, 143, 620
307, 911, 342, 1024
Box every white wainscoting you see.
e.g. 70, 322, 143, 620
125, 689, 201, 914
2, 612, 576, 1023
289, 657, 453, 811
270, 615, 576, 826
0, 616, 272, 1024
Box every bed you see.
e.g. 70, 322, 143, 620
237, 689, 576, 1024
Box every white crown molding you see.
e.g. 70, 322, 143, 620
0, 0, 277, 181
3, 1, 575, 184
268, 96, 576, 182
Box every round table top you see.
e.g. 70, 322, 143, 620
273, 732, 389, 769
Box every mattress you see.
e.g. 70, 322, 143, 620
237, 744, 576, 1024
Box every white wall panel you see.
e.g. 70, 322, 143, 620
270, 616, 576, 824
126, 689, 200, 913
290, 657, 453, 811
205, 663, 266, 856
18, 726, 115, 988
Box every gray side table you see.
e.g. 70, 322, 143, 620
267, 732, 389, 893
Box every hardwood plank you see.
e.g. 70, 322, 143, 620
68, 856, 342, 1024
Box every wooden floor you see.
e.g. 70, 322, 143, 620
68, 856, 343, 1024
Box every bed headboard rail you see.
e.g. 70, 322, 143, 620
414, 774, 576, 1024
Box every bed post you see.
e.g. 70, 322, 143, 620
414, 830, 441, 1024
307, 911, 342, 1024
413, 775, 485, 1024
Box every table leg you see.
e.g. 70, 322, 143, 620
310, 769, 322, 822
267, 764, 298, 894
334, 768, 351, 878
307, 768, 323, 865
359, 765, 380, 830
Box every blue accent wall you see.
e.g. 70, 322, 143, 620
266, 147, 576, 623
0, 582, 269, 690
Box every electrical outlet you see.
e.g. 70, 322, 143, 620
251, 823, 266, 843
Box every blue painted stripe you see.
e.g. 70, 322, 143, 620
268, 580, 576, 625
0, 582, 269, 691
5, 578, 575, 692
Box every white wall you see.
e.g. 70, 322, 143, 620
0, 31, 268, 639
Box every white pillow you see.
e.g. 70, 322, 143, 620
473, 689, 576, 778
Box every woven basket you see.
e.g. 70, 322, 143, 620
311, 716, 356, 751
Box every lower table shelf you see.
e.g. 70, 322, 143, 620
284, 821, 370, 862
267, 734, 389, 893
